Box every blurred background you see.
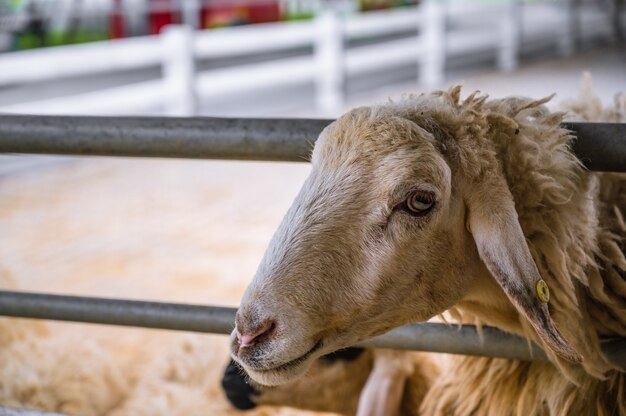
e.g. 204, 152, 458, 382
0, 0, 624, 117
0, 1, 625, 415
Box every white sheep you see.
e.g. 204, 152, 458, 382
230, 85, 626, 414
1, 82, 623, 416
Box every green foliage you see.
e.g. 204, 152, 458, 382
282, 12, 315, 22
14, 29, 109, 50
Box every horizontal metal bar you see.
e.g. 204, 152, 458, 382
0, 116, 624, 171
362, 322, 548, 361
0, 407, 65, 416
0, 115, 329, 162
0, 291, 624, 369
0, 290, 235, 334
562, 122, 626, 173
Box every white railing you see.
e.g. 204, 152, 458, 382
0, 0, 618, 116
0, 36, 163, 85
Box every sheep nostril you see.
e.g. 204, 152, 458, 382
236, 320, 276, 350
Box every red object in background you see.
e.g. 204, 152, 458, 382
248, 2, 279, 24
148, 0, 180, 34
200, 1, 279, 28
201, 5, 247, 28
110, 0, 125, 38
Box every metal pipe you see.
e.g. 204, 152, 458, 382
1, 290, 625, 369
0, 115, 328, 162
0, 115, 624, 172
0, 407, 65, 416
361, 322, 548, 361
562, 122, 626, 173
0, 290, 235, 334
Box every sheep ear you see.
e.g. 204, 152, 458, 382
466, 177, 582, 363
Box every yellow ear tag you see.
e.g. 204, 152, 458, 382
536, 279, 550, 303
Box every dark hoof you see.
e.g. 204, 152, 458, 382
222, 359, 259, 410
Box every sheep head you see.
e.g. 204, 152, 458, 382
231, 99, 580, 386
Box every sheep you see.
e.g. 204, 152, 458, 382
222, 347, 439, 415
229, 86, 626, 414
1, 82, 622, 416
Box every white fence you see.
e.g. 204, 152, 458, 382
0, 0, 619, 116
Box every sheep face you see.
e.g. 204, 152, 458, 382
231, 107, 479, 386
231, 102, 581, 386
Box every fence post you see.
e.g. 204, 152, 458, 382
420, 0, 445, 86
314, 9, 345, 114
497, 0, 520, 72
162, 25, 198, 116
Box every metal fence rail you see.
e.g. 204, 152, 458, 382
0, 115, 625, 171
0, 115, 328, 162
0, 116, 625, 370
0, 290, 624, 370
0, 407, 65, 416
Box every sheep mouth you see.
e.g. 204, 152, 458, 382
249, 340, 322, 374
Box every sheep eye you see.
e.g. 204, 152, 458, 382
404, 192, 435, 216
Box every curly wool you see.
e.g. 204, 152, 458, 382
382, 86, 626, 415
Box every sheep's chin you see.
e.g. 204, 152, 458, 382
240, 355, 315, 386
230, 338, 324, 386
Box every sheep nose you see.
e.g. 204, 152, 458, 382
236, 319, 275, 350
